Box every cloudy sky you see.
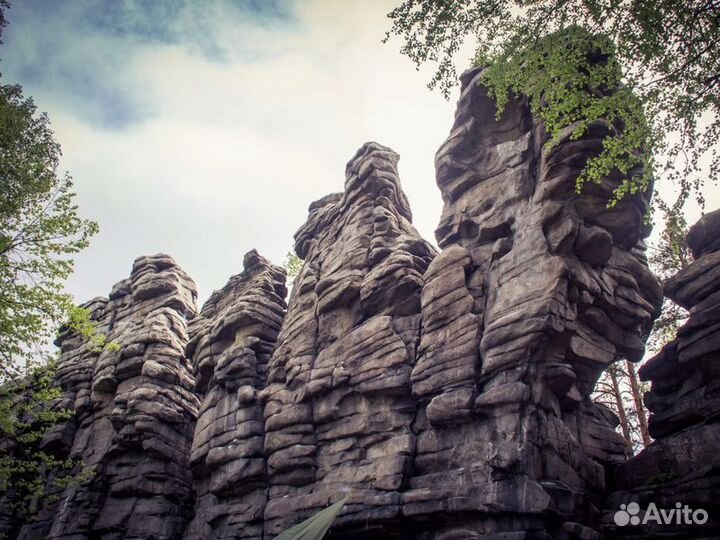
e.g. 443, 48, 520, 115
2, 0, 462, 304
2, 0, 716, 306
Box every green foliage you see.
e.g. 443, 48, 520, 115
0, 305, 110, 525
478, 27, 653, 203
67, 305, 119, 353
274, 497, 347, 540
0, 361, 67, 442
284, 250, 302, 281
0, 361, 92, 522
0, 2, 100, 525
0, 81, 99, 377
0, 305, 113, 521
647, 198, 691, 353
385, 0, 720, 208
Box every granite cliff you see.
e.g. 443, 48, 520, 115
10, 255, 199, 540
2, 68, 718, 539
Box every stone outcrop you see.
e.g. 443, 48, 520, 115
604, 208, 720, 538
183, 251, 287, 540
398, 66, 662, 539
13, 255, 199, 540
7, 65, 720, 540
261, 142, 436, 537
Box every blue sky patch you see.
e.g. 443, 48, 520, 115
0, 0, 297, 129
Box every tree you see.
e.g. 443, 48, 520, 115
625, 360, 651, 448
0, 361, 76, 529
284, 251, 302, 280
283, 250, 303, 293
387, 0, 713, 454
0, 4, 100, 531
594, 361, 651, 453
385, 1, 719, 208
0, 81, 98, 378
646, 199, 691, 354
0, 306, 114, 537
0, 2, 98, 380
596, 364, 632, 446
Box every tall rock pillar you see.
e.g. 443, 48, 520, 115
262, 142, 436, 537
605, 208, 720, 538
18, 255, 199, 540
404, 66, 662, 539
183, 250, 287, 540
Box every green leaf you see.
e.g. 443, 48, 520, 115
274, 497, 347, 540
385, 0, 720, 213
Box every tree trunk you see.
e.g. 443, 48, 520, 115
609, 365, 632, 447
626, 360, 652, 447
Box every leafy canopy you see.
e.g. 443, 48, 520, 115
0, 360, 93, 523
385, 0, 720, 207
284, 250, 303, 280
0, 4, 103, 521
0, 82, 99, 376
646, 205, 691, 354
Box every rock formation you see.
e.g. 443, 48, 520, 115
261, 142, 436, 537
604, 207, 720, 538
6, 66, 720, 540
12, 255, 199, 540
399, 66, 662, 539
183, 251, 287, 540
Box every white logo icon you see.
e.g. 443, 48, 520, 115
614, 502, 641, 526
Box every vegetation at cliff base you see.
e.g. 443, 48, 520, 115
0, 360, 91, 524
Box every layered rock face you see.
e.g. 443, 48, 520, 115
261, 142, 436, 537
14, 255, 199, 540
183, 251, 287, 540
605, 208, 720, 538
399, 66, 663, 539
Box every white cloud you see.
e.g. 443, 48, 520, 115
8, 0, 713, 308
13, 0, 454, 303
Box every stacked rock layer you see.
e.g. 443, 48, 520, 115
604, 208, 720, 538
261, 142, 437, 537
13, 255, 199, 540
183, 251, 287, 540
397, 66, 662, 539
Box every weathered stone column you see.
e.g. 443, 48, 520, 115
183, 250, 286, 540
18, 254, 199, 540
262, 142, 436, 537
403, 66, 662, 539
604, 208, 720, 538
